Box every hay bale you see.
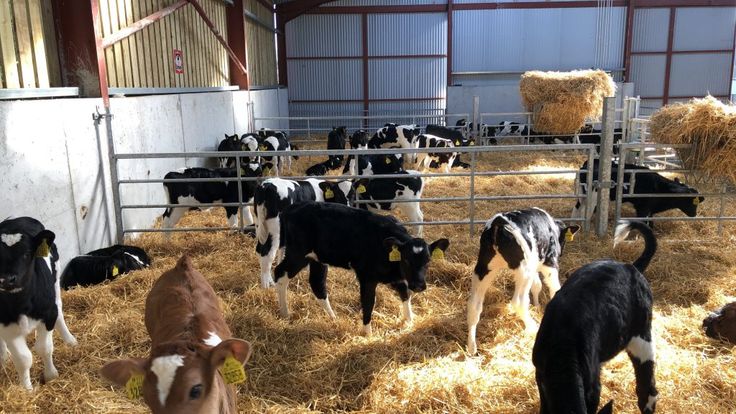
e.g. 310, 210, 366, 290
650, 95, 736, 183
519, 70, 616, 134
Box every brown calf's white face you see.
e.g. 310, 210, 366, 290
101, 338, 251, 414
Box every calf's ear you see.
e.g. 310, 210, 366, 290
210, 339, 253, 367
383, 237, 403, 250
428, 238, 450, 253
100, 358, 147, 387
33, 230, 56, 257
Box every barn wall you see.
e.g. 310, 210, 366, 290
245, 0, 278, 86
0, 0, 61, 88
0, 88, 287, 268
95, 0, 229, 88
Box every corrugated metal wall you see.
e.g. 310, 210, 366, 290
245, 0, 277, 86
453, 8, 625, 73
629, 6, 736, 109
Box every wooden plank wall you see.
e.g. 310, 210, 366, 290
0, 0, 60, 89
245, 0, 276, 86
96, 0, 229, 88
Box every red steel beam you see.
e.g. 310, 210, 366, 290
662, 7, 675, 104
226, 0, 249, 89
101, 0, 187, 49
188, 0, 248, 80
447, 0, 453, 87
623, 0, 635, 82
631, 49, 734, 55
291, 97, 446, 103
278, 0, 335, 21
286, 54, 447, 60
90, 0, 110, 107
277, 12, 287, 85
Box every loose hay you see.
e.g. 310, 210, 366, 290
2, 144, 736, 413
519, 70, 616, 134
650, 95, 736, 183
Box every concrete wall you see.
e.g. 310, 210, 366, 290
0, 89, 288, 269
446, 81, 635, 126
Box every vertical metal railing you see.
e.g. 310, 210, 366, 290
595, 96, 617, 236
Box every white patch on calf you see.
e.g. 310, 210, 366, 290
306, 252, 319, 261
1, 233, 22, 247
627, 336, 655, 362
203, 332, 223, 347
337, 181, 352, 199
646, 395, 657, 411
151, 354, 185, 406
304, 179, 325, 202
123, 252, 145, 267
412, 246, 423, 254
265, 178, 297, 200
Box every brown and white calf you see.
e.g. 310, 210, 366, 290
101, 255, 252, 414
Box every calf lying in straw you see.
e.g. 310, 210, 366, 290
703, 302, 736, 344
101, 255, 252, 413
533, 221, 658, 414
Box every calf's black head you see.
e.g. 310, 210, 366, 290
350, 130, 369, 149
671, 177, 704, 217
218, 134, 241, 168
703, 302, 736, 344
318, 181, 352, 205
0, 229, 55, 291
383, 237, 450, 293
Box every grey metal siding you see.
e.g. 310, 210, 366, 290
632, 8, 670, 52
630, 55, 667, 97
673, 7, 736, 51
287, 59, 363, 100
452, 8, 625, 73
286, 14, 361, 57
327, 0, 445, 5
368, 58, 447, 99
668, 53, 733, 97
368, 13, 447, 56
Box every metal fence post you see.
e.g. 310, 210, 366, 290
472, 96, 480, 143
596, 96, 616, 236
99, 109, 125, 244
614, 144, 628, 227
235, 155, 244, 233
307, 118, 311, 140
469, 151, 477, 237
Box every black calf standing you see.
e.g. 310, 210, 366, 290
533, 221, 658, 414
305, 127, 348, 176
273, 202, 449, 335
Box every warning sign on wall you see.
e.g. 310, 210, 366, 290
173, 50, 184, 74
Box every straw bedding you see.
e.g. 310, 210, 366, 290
1, 144, 735, 413
650, 95, 736, 183
519, 70, 616, 134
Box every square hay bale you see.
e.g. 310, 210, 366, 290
519, 70, 616, 134
650, 95, 736, 183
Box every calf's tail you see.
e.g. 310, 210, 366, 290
614, 220, 657, 273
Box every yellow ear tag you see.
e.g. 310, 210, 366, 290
565, 228, 575, 242
240, 167, 247, 176
389, 246, 401, 262
240, 144, 247, 151
385, 157, 391, 164
431, 248, 444, 261
455, 140, 460, 145
693, 198, 700, 206
219, 355, 246, 385
125, 373, 144, 399
258, 145, 267, 151
324, 188, 334, 199
469, 141, 475, 146
112, 265, 119, 277
263, 167, 271, 176
35, 239, 50, 258
357, 184, 367, 194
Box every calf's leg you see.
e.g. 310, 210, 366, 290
359, 280, 378, 336
256, 218, 280, 289
35, 325, 58, 382
308, 261, 336, 319
274, 255, 308, 318
5, 335, 33, 389
467, 258, 502, 355
162, 206, 187, 240
0, 339, 7, 365
511, 262, 538, 332
539, 265, 562, 299
627, 335, 658, 413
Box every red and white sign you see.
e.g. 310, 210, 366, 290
173, 49, 184, 74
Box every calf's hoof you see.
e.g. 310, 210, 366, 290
362, 324, 373, 336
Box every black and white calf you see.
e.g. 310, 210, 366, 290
162, 164, 262, 237
305, 127, 348, 176
273, 202, 449, 334
343, 152, 405, 177
350, 129, 370, 149
495, 121, 528, 137
353, 170, 425, 237
61, 245, 151, 289
217, 133, 260, 168
254, 178, 352, 289
0, 217, 77, 389
368, 124, 421, 149
533, 221, 658, 414
258, 130, 295, 176
572, 160, 704, 224
425, 124, 473, 169
415, 134, 457, 173
467, 208, 580, 353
